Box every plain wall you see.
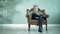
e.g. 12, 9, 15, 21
0, 0, 60, 24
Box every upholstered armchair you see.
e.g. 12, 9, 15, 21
26, 9, 49, 31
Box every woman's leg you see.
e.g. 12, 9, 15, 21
38, 17, 43, 32
31, 13, 43, 32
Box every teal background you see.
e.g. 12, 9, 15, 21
0, 0, 60, 24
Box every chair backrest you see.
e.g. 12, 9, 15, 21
26, 8, 49, 18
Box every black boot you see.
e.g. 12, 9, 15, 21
38, 27, 42, 32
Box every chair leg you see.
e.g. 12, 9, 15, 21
46, 24, 47, 31
46, 21, 47, 31
28, 24, 30, 31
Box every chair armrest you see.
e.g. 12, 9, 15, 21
26, 14, 31, 18
26, 14, 30, 18
41, 10, 49, 18
26, 9, 32, 18
45, 14, 49, 18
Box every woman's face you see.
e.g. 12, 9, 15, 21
34, 7, 38, 12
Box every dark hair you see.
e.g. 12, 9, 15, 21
33, 5, 37, 7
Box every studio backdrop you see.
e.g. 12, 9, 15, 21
0, 0, 60, 24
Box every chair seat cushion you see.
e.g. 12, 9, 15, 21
29, 20, 46, 25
